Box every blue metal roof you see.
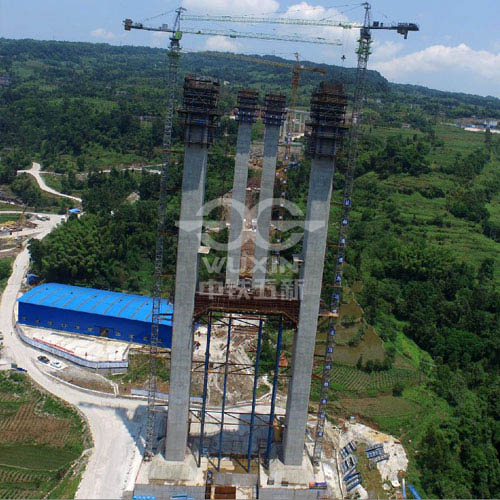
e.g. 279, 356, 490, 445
18, 283, 172, 326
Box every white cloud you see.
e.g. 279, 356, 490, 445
181, 0, 279, 15
372, 43, 500, 81
371, 43, 500, 97
205, 35, 240, 52
151, 31, 168, 48
279, 2, 359, 59
90, 28, 117, 40
371, 40, 403, 61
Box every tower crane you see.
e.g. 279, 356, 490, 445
123, 8, 343, 460
181, 11, 418, 39
181, 3, 419, 464
124, 18, 343, 46
311, 2, 418, 465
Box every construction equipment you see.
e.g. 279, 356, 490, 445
181, 11, 419, 39
274, 53, 325, 273
180, 8, 417, 284
123, 8, 343, 460
124, 18, 343, 46
124, 7, 185, 460
182, 13, 361, 30
311, 2, 418, 465
17, 206, 27, 229
196, 50, 325, 275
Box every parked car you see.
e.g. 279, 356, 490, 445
11, 363, 27, 373
50, 360, 62, 369
37, 355, 50, 364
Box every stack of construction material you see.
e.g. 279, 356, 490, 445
366, 443, 389, 468
339, 441, 362, 492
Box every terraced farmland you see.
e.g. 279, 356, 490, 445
0, 467, 53, 500
327, 364, 420, 392
0, 371, 88, 499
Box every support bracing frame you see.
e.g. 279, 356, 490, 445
193, 310, 289, 472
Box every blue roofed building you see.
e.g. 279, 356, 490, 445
17, 283, 173, 348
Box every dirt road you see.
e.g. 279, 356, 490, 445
18, 162, 82, 203
0, 212, 144, 499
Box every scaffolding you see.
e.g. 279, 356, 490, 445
235, 89, 260, 123
191, 289, 298, 472
178, 75, 221, 146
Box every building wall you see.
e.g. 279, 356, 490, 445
133, 484, 205, 499
18, 302, 171, 348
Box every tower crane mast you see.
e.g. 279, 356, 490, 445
124, 7, 184, 460
312, 2, 418, 464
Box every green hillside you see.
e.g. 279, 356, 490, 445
0, 39, 498, 499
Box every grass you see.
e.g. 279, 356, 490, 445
357, 123, 500, 284
48, 469, 83, 500
0, 257, 14, 291
322, 123, 498, 493
109, 351, 170, 393
0, 445, 80, 471
0, 203, 24, 211
0, 371, 88, 499
335, 385, 450, 494
0, 214, 20, 224
40, 173, 65, 193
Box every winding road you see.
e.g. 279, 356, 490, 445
18, 162, 82, 203
0, 182, 144, 497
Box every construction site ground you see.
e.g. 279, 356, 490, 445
18, 324, 131, 362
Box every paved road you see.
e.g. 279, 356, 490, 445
0, 213, 144, 499
0, 211, 64, 239
18, 162, 82, 203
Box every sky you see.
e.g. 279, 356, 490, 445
1, 0, 499, 97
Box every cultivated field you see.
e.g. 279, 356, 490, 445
327, 364, 420, 392
0, 371, 88, 499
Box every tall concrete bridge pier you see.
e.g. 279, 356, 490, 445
225, 89, 259, 286
282, 82, 348, 465
165, 75, 220, 462
252, 93, 286, 286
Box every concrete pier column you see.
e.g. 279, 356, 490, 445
165, 76, 220, 462
252, 93, 286, 286
226, 90, 259, 286
282, 83, 348, 465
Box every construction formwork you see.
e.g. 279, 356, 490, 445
165, 75, 220, 462
192, 287, 298, 473
253, 93, 287, 286
226, 90, 259, 286
283, 82, 348, 466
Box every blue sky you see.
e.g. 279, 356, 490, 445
1, 0, 499, 97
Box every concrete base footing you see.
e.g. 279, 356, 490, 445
266, 450, 315, 487
149, 451, 203, 484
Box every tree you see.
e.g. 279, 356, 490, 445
356, 355, 363, 370
485, 127, 492, 150
392, 381, 404, 397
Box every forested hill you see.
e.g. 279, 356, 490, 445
1, 37, 499, 499
1, 37, 499, 117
